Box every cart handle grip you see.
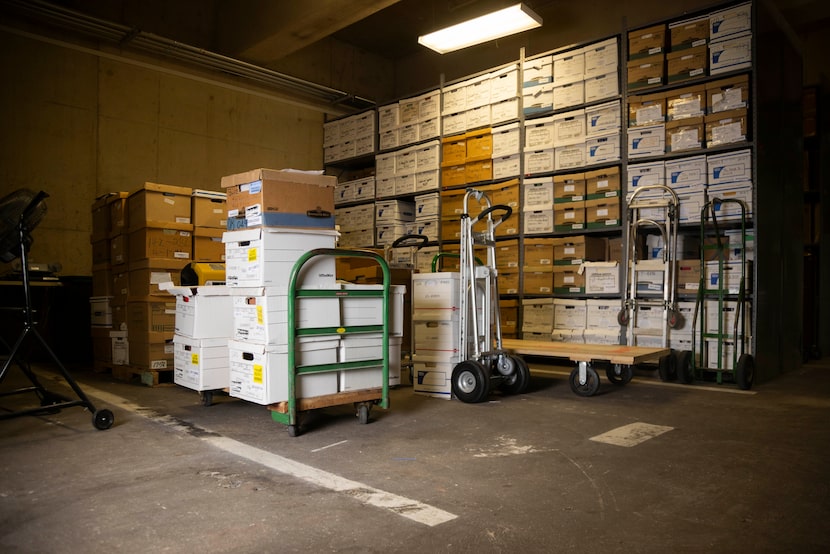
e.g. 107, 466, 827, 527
391, 234, 429, 249
471, 204, 512, 227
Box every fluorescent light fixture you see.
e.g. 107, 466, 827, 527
418, 3, 542, 54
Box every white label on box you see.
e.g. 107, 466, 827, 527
636, 105, 663, 126
712, 88, 747, 113
670, 128, 701, 151
670, 96, 704, 119
711, 122, 745, 145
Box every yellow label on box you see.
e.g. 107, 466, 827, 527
191, 353, 199, 365
257, 305, 263, 324
248, 248, 257, 262
253, 364, 263, 384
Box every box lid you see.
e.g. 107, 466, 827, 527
192, 189, 227, 200
130, 182, 193, 197
220, 169, 335, 189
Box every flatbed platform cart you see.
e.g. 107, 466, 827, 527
501, 339, 670, 396
678, 196, 754, 389
450, 188, 531, 403
268, 248, 391, 436
618, 183, 684, 381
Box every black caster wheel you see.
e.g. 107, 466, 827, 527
675, 350, 694, 384
200, 391, 214, 407
451, 360, 490, 403
605, 364, 633, 386
93, 409, 114, 430
735, 354, 755, 390
287, 424, 299, 437
498, 355, 531, 395
569, 364, 600, 397
658, 354, 676, 382
357, 404, 370, 425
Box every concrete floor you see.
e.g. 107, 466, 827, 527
1, 358, 829, 553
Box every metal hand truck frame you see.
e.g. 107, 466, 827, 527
617, 184, 684, 381
450, 188, 531, 403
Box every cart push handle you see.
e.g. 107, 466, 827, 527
430, 252, 484, 273
390, 234, 429, 249
701, 196, 750, 256
469, 204, 513, 228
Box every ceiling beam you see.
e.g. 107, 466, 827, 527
215, 0, 402, 64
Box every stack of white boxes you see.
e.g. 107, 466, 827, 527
441, 64, 519, 138
375, 199, 416, 247
551, 299, 587, 343
169, 285, 234, 393
411, 272, 461, 399
704, 299, 752, 370
708, 3, 752, 76
521, 298, 555, 340
334, 175, 375, 208
323, 109, 376, 164
584, 299, 622, 344
413, 192, 440, 243
336, 203, 375, 248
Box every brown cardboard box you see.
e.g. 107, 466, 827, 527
553, 173, 586, 202
667, 85, 706, 121
553, 203, 586, 232
523, 238, 555, 269
192, 192, 227, 228
92, 239, 110, 265
677, 259, 701, 292
128, 338, 175, 370
666, 116, 704, 152
627, 54, 665, 90
706, 75, 750, 113
441, 217, 461, 242
705, 108, 748, 146
112, 268, 130, 305
441, 164, 467, 188
221, 169, 335, 229
607, 236, 624, 263
465, 129, 493, 161
193, 227, 226, 262
465, 159, 493, 184
91, 194, 114, 243
92, 264, 113, 297
666, 45, 707, 83
628, 24, 666, 59
500, 299, 518, 335
523, 269, 554, 295
126, 297, 176, 341
628, 91, 666, 126
110, 233, 128, 266
553, 235, 606, 265
494, 212, 520, 239
499, 271, 520, 295
585, 195, 622, 228
669, 17, 709, 51
495, 239, 520, 270
553, 265, 585, 293
441, 135, 467, 166
128, 223, 193, 261
128, 258, 188, 297
127, 183, 193, 231
107, 192, 129, 237
586, 167, 621, 196
489, 179, 520, 209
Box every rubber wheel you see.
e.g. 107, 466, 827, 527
605, 364, 633, 386
498, 355, 530, 395
675, 350, 694, 384
617, 309, 630, 326
93, 409, 114, 430
657, 354, 676, 382
451, 360, 491, 403
287, 424, 299, 437
357, 404, 370, 425
735, 353, 755, 390
569, 365, 600, 397
200, 391, 214, 407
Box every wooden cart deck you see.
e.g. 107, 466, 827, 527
501, 339, 669, 366
267, 387, 383, 414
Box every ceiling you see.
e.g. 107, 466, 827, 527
2, 0, 829, 107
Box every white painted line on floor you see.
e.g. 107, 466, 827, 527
530, 368, 758, 395
590, 422, 674, 447
52, 376, 458, 527
311, 440, 348, 453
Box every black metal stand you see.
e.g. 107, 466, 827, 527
0, 192, 113, 430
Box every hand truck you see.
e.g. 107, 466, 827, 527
678, 196, 754, 389
450, 187, 531, 403
617, 183, 684, 381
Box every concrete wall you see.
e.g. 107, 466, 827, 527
0, 29, 328, 276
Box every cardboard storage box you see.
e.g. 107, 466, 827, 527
412, 360, 453, 399
173, 335, 230, 391
108, 192, 130, 236
128, 258, 188, 297
677, 259, 701, 292
127, 183, 192, 230
126, 298, 177, 339
221, 169, 335, 229
666, 45, 707, 83
554, 298, 587, 329
584, 72, 619, 104
496, 240, 521, 271
585, 133, 621, 165
553, 203, 586, 232
707, 149, 752, 185
523, 54, 552, 85
523, 269, 553, 295
705, 108, 748, 146
553, 81, 585, 111
553, 235, 606, 266
554, 173, 586, 202
222, 227, 338, 288
500, 299, 519, 335
586, 298, 622, 329
585, 195, 621, 228
524, 149, 555, 176
586, 167, 621, 196
465, 159, 493, 184
584, 37, 618, 77
522, 210, 554, 235
129, 338, 174, 370
586, 100, 622, 136
709, 2, 752, 41
413, 320, 461, 362
553, 266, 584, 294
669, 15, 709, 51
666, 116, 704, 153
554, 143, 586, 171
90, 296, 113, 328
466, 129, 493, 161
709, 33, 752, 75
193, 227, 226, 262
629, 24, 666, 59
553, 50, 585, 86
628, 124, 666, 158
523, 177, 554, 209
522, 298, 555, 333
228, 338, 340, 405
666, 155, 707, 187
627, 54, 665, 90
628, 92, 666, 127
707, 75, 750, 113
553, 109, 586, 146
128, 223, 193, 262
523, 238, 555, 269
191, 190, 227, 229
581, 262, 620, 294
667, 85, 706, 121
161, 285, 233, 339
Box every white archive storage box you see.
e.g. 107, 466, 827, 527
338, 334, 403, 390
412, 360, 453, 399
228, 338, 339, 405
411, 272, 461, 316
339, 283, 405, 336
173, 335, 229, 391
413, 320, 461, 362
223, 227, 338, 288
230, 287, 340, 345
161, 285, 233, 339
